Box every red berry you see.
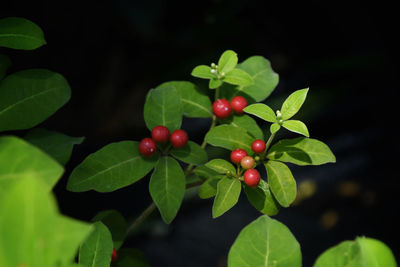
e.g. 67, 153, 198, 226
111, 248, 118, 263
241, 156, 255, 169
230, 96, 248, 114
230, 148, 248, 164
252, 139, 266, 154
170, 129, 188, 148
244, 169, 261, 187
138, 137, 157, 157
152, 125, 170, 143
213, 99, 231, 119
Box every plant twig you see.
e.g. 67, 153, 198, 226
126, 115, 217, 236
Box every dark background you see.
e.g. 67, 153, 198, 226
1, 1, 398, 266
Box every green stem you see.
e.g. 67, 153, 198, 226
126, 115, 217, 235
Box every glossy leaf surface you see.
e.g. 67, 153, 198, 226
212, 177, 241, 218
79, 222, 113, 267
149, 156, 185, 224
170, 141, 208, 165
0, 17, 46, 50
25, 128, 84, 165
205, 125, 254, 153
228, 215, 301, 267
267, 137, 336, 166
67, 141, 158, 192
0, 69, 71, 132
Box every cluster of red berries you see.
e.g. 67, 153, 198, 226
230, 139, 266, 187
138, 125, 188, 157
212, 95, 248, 119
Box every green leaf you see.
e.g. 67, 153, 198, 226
0, 136, 64, 194
265, 160, 296, 207
205, 159, 236, 174
209, 78, 222, 89
191, 65, 214, 79
221, 56, 279, 102
0, 17, 46, 50
212, 177, 241, 218
170, 140, 208, 165
228, 215, 301, 267
114, 248, 150, 267
218, 50, 238, 73
267, 137, 336, 166
198, 178, 219, 199
282, 120, 309, 137
0, 69, 71, 132
244, 179, 280, 216
244, 103, 276, 123
205, 125, 254, 153
223, 68, 253, 86
159, 81, 212, 118
0, 176, 92, 267
193, 165, 219, 179
0, 54, 11, 80
281, 88, 309, 120
227, 114, 264, 139
79, 221, 113, 267
67, 141, 158, 192
25, 128, 84, 165
143, 85, 182, 132
149, 156, 185, 224
314, 237, 397, 267
270, 123, 281, 134
92, 210, 127, 250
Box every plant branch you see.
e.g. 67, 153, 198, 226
126, 115, 217, 236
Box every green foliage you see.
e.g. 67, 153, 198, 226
92, 210, 127, 250
198, 178, 219, 199
79, 221, 113, 267
267, 137, 336, 166
265, 160, 297, 207
0, 69, 71, 132
212, 177, 241, 218
218, 50, 238, 73
159, 81, 212, 118
143, 84, 183, 132
244, 179, 280, 216
0, 17, 46, 50
191, 50, 253, 89
223, 68, 253, 86
0, 54, 11, 80
314, 237, 397, 267
225, 114, 264, 139
244, 103, 276, 122
205, 125, 254, 153
25, 128, 84, 165
228, 215, 302, 267
205, 158, 236, 174
67, 141, 159, 192
170, 140, 208, 165
0, 177, 92, 267
280, 88, 309, 120
282, 120, 309, 137
221, 56, 279, 102
149, 156, 185, 224
0, 136, 64, 194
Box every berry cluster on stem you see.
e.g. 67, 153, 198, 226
138, 125, 188, 156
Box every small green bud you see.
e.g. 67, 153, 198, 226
276, 110, 282, 119
210, 69, 217, 74
254, 156, 260, 161
211, 63, 217, 69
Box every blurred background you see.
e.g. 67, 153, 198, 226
1, 1, 397, 266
